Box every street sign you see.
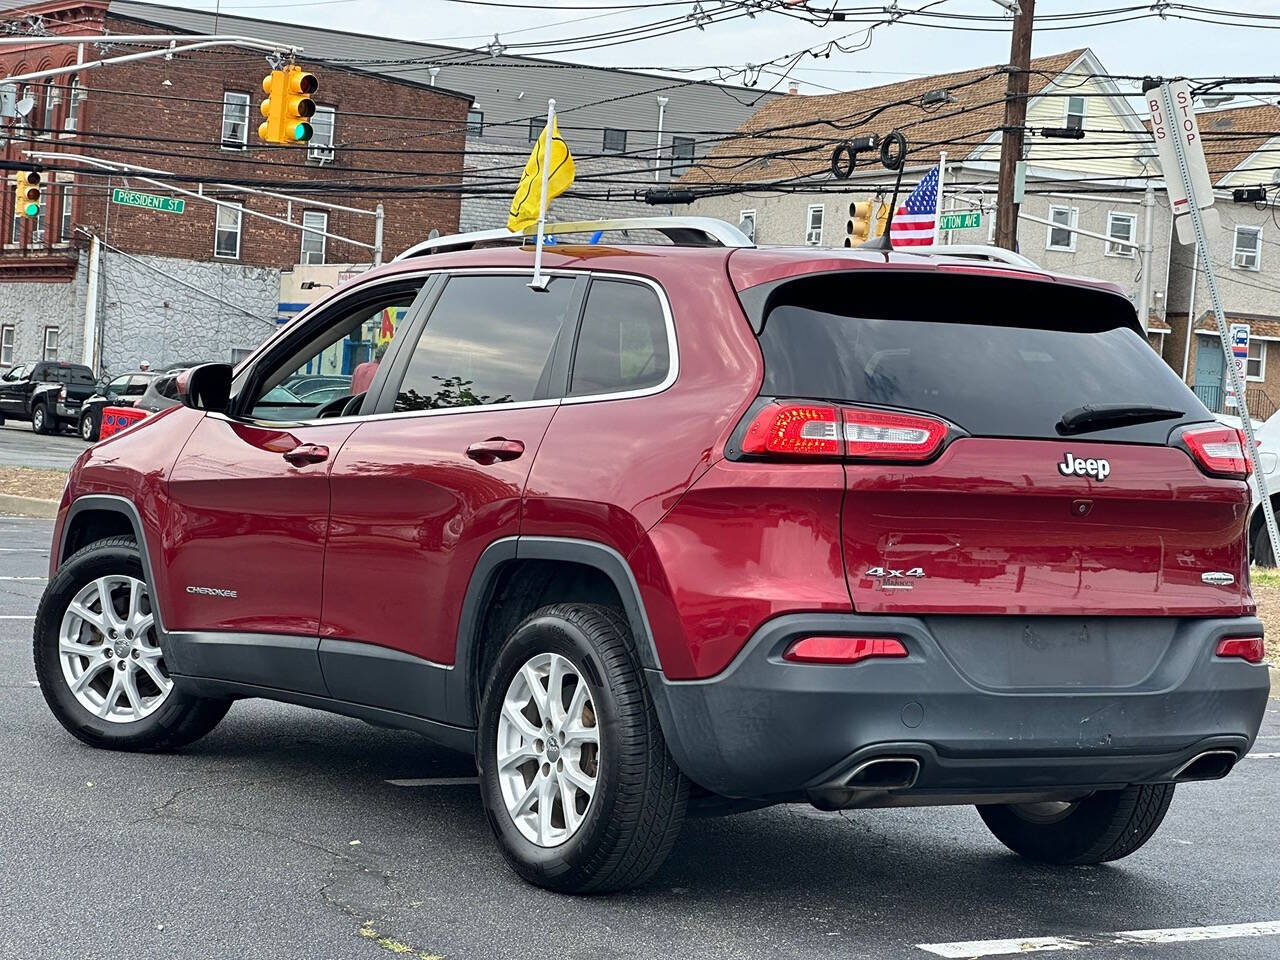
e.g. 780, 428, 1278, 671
1226, 322, 1250, 409
111, 188, 185, 215
1148, 80, 1217, 244
939, 211, 981, 230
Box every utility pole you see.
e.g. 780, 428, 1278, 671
994, 0, 1034, 251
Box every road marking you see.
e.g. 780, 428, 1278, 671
385, 777, 478, 788
918, 920, 1280, 957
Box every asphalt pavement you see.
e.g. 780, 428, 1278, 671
2, 513, 1279, 960
0, 421, 86, 470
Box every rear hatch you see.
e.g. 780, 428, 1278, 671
746, 268, 1252, 618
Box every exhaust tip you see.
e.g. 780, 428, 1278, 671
1171, 749, 1237, 783
844, 756, 921, 791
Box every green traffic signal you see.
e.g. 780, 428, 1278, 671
23, 202, 38, 217
293, 122, 313, 142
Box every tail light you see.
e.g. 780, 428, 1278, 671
1181, 425, 1251, 479
739, 401, 948, 462
783, 635, 909, 664
1215, 637, 1264, 664
58, 385, 66, 401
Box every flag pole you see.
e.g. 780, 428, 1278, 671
933, 150, 946, 247
529, 98, 556, 291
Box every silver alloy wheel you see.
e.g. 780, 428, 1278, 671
32, 407, 44, 431
80, 414, 94, 441
58, 575, 172, 723
496, 651, 601, 847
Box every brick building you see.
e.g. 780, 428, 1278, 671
0, 0, 470, 373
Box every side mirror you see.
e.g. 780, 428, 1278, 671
178, 363, 233, 413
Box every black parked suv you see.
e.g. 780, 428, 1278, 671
0, 360, 96, 434
78, 371, 157, 441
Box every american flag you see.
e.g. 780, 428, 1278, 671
890, 164, 940, 247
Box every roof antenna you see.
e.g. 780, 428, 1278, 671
861, 130, 907, 251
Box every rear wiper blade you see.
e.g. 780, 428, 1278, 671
1056, 403, 1184, 436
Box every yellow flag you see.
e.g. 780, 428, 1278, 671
507, 117, 575, 233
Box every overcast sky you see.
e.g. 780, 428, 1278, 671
150, 0, 1279, 102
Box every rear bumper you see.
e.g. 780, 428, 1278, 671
648, 613, 1269, 801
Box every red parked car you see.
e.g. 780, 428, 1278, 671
34, 218, 1268, 893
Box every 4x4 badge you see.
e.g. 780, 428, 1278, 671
1058, 452, 1111, 482
1201, 572, 1236, 587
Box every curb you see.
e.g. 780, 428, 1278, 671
0, 494, 58, 519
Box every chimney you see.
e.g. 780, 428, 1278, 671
787, 81, 799, 95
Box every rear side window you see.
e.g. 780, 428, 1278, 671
393, 275, 574, 411
569, 280, 669, 397
756, 271, 1207, 441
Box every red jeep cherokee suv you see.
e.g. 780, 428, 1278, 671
35, 218, 1268, 893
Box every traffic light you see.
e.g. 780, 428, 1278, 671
844, 200, 873, 247
15, 170, 40, 218
259, 65, 317, 144
875, 202, 889, 237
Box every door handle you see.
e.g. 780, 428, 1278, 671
283, 443, 330, 466
466, 438, 525, 465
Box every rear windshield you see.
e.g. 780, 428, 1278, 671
755, 272, 1210, 442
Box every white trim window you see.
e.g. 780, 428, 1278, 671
1233, 225, 1262, 271
220, 92, 250, 150
1247, 339, 1266, 382
805, 204, 824, 245
9, 193, 21, 245
214, 203, 243, 259
1105, 211, 1137, 258
0, 325, 13, 365
1065, 94, 1086, 131
308, 106, 336, 162
300, 210, 327, 265
32, 198, 46, 247
465, 108, 484, 137
58, 181, 73, 243
63, 76, 81, 133
739, 209, 757, 243
1046, 205, 1078, 251
43, 326, 59, 362
42, 80, 61, 134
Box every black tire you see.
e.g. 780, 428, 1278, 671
34, 535, 232, 752
477, 603, 688, 893
79, 410, 99, 442
977, 784, 1175, 865
31, 403, 50, 434
1253, 520, 1276, 568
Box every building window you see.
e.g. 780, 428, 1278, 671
1046, 205, 1078, 251
58, 182, 72, 242
14, 84, 29, 132
1248, 340, 1266, 381
300, 210, 327, 265
214, 203, 242, 259
43, 326, 58, 361
739, 209, 756, 243
42, 80, 60, 133
220, 92, 250, 149
466, 108, 484, 137
671, 136, 695, 177
1065, 95, 1086, 131
63, 76, 81, 133
603, 127, 627, 153
0, 325, 13, 365
308, 106, 335, 162
32, 199, 46, 247
1106, 211, 1136, 258
1233, 225, 1262, 271
528, 117, 540, 142
805, 204, 824, 245
10, 191, 21, 245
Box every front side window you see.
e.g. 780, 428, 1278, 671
215, 203, 242, 259
245, 284, 426, 421
301, 210, 328, 265
105, 374, 131, 399
0, 325, 13, 365
806, 204, 824, 246
309, 106, 336, 161
603, 128, 627, 153
569, 280, 669, 397
1046, 205, 1077, 251
1234, 226, 1262, 270
1248, 340, 1266, 381
393, 275, 573, 412
1106, 211, 1136, 258
43, 327, 58, 361
671, 136, 695, 176
221, 92, 250, 149
1065, 95, 1086, 130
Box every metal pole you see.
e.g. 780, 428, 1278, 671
933, 150, 946, 247
1158, 82, 1280, 565
654, 96, 668, 183
1137, 183, 1155, 332
995, 0, 1034, 250
529, 99, 554, 291
81, 234, 100, 370
374, 203, 384, 267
